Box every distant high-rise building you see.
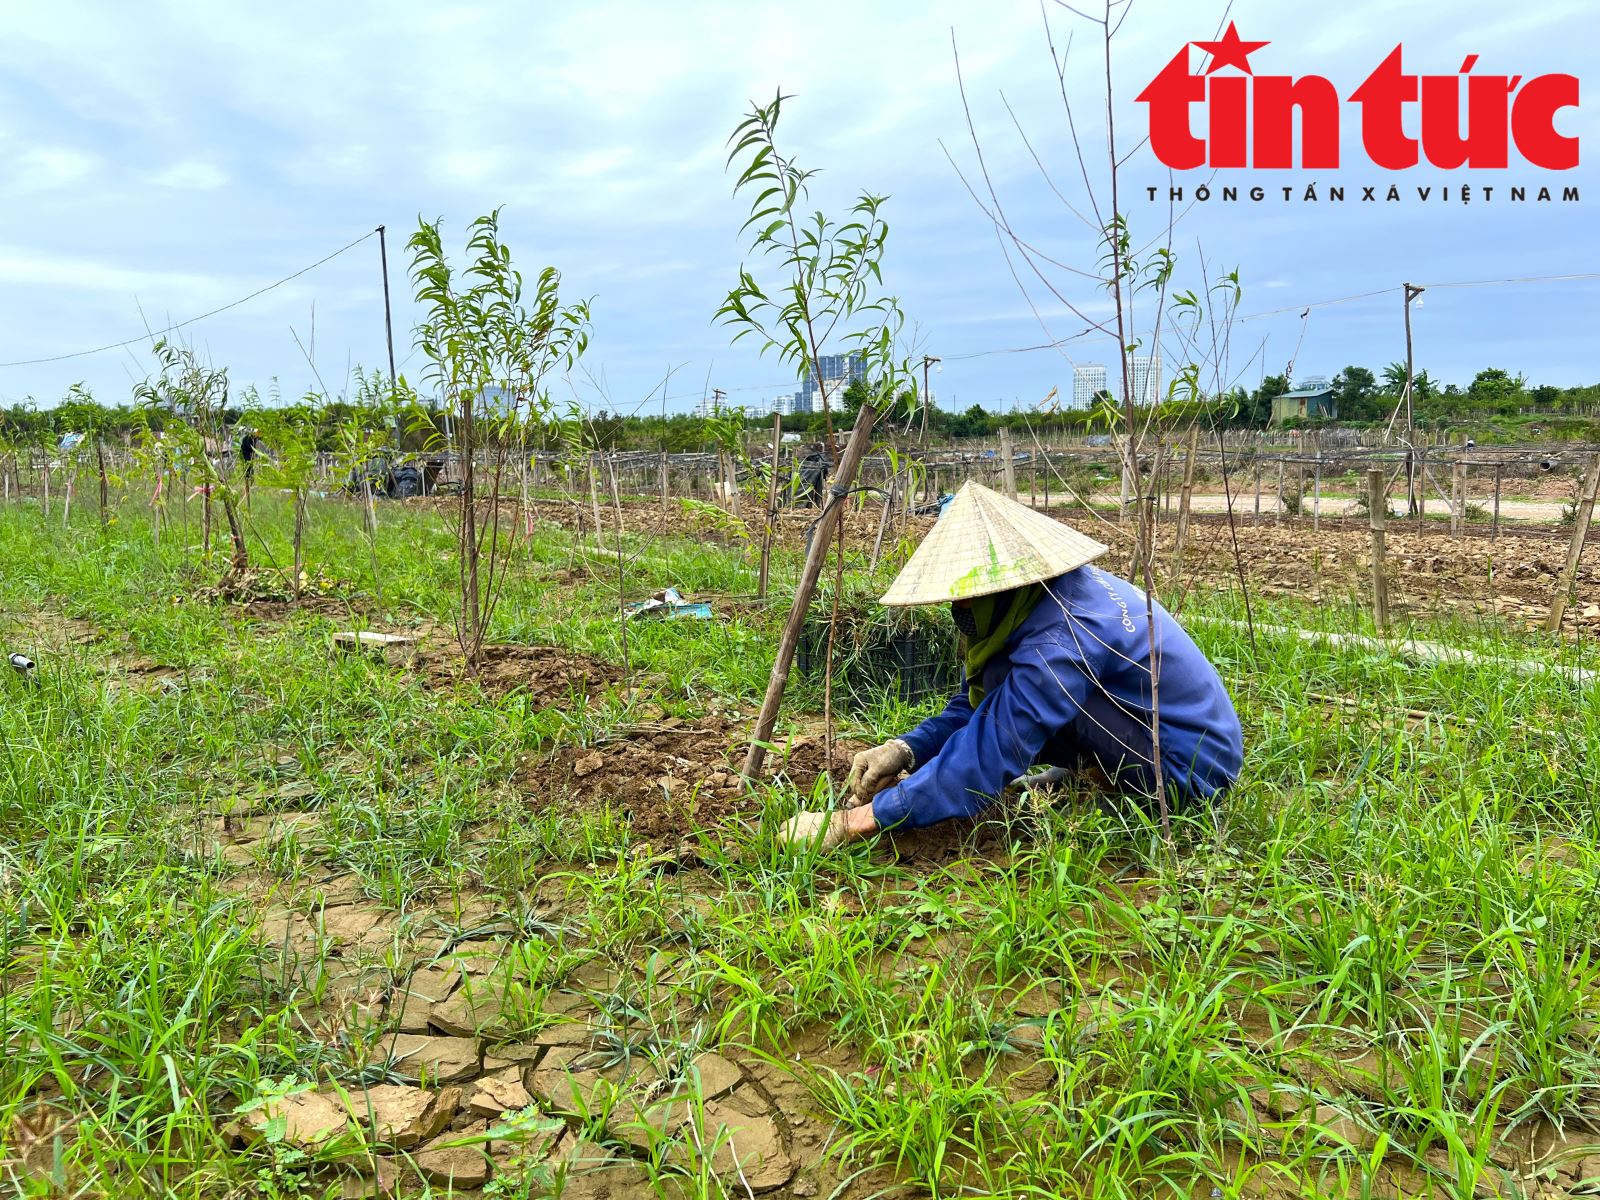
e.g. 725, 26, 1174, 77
1131, 353, 1163, 406
798, 352, 865, 414
1074, 355, 1162, 408
756, 393, 797, 417
693, 394, 720, 418
1070, 364, 1108, 411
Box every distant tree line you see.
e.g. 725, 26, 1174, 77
5, 364, 1598, 452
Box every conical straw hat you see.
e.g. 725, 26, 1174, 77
880, 481, 1109, 606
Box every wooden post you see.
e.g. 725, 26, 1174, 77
659, 451, 668, 514
1450, 451, 1466, 537
1312, 457, 1323, 534
1254, 463, 1262, 523
757, 413, 781, 600
1275, 462, 1285, 524
1368, 468, 1390, 635
1000, 427, 1017, 499
1492, 464, 1502, 542
742, 402, 881, 779
1029, 459, 1037, 507
588, 454, 602, 540
1544, 454, 1600, 634
1169, 423, 1200, 592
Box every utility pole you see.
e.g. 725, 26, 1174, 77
1403, 282, 1425, 515
920, 355, 940, 442
712, 388, 727, 412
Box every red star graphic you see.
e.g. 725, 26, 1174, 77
1193, 22, 1269, 75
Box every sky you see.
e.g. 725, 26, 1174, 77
0, 0, 1595, 416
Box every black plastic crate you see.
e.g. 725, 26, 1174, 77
796, 616, 958, 710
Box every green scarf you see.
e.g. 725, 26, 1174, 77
962, 583, 1046, 706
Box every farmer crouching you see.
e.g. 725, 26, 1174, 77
779, 482, 1243, 850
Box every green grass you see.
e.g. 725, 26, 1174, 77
2, 486, 1598, 1198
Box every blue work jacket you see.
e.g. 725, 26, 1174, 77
872, 566, 1243, 830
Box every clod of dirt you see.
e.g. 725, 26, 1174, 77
419, 643, 625, 705
670, 1090, 795, 1192
428, 982, 511, 1041
373, 1033, 480, 1084
467, 1069, 533, 1119
413, 1134, 491, 1188
237, 1089, 350, 1149
690, 1051, 744, 1101
522, 721, 857, 845
336, 1156, 401, 1199
347, 1084, 457, 1150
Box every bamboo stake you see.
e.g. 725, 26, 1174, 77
742, 402, 880, 779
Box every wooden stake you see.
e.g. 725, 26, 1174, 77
743, 402, 880, 779
659, 451, 668, 514
1000, 427, 1017, 499
1368, 468, 1390, 634
1450, 453, 1465, 537
1492, 464, 1502, 542
1544, 453, 1600, 633
1275, 462, 1285, 524
1253, 462, 1262, 523
869, 472, 894, 571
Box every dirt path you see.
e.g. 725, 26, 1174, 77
1174, 492, 1568, 523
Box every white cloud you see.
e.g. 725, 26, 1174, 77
13, 146, 98, 191
146, 160, 230, 190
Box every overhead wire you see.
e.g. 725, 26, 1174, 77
0, 229, 379, 369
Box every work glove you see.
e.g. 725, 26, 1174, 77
778, 810, 850, 852
846, 739, 913, 807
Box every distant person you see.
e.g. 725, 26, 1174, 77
239, 428, 262, 503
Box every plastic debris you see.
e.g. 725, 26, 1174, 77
625, 587, 714, 621
8, 653, 37, 684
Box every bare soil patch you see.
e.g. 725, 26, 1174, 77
521, 718, 858, 845
417, 641, 627, 705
